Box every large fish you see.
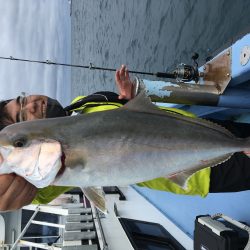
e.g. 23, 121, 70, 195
0, 90, 249, 212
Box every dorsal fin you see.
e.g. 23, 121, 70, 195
121, 89, 159, 114
186, 116, 235, 138
121, 88, 235, 139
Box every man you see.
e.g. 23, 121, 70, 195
0, 65, 250, 211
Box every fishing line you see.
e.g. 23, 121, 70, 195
0, 53, 202, 82
0, 55, 176, 79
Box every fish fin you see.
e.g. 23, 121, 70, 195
81, 187, 108, 214
121, 86, 160, 114
122, 87, 234, 138
167, 170, 196, 188
167, 153, 234, 188
185, 117, 235, 138
208, 153, 234, 167
163, 112, 235, 139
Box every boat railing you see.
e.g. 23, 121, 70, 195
0, 244, 10, 250
10, 192, 101, 250
94, 206, 108, 250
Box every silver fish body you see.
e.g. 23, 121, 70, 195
0, 91, 248, 189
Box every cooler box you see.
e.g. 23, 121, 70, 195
194, 214, 249, 250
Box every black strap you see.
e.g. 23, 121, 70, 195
64, 91, 128, 112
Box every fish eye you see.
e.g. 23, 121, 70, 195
13, 138, 27, 148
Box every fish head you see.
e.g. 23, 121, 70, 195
0, 122, 63, 188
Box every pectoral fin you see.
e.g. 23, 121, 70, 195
81, 187, 108, 214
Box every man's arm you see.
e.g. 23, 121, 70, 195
0, 174, 37, 211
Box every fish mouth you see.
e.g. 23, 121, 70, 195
35, 140, 63, 185
42, 101, 46, 118
56, 152, 66, 178
3, 139, 63, 188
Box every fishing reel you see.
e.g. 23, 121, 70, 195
155, 53, 202, 83
174, 63, 199, 82
172, 53, 202, 83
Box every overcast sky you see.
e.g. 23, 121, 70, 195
0, 0, 71, 105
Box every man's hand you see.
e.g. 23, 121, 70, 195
0, 174, 37, 211
115, 65, 136, 100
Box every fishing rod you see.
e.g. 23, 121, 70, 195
0, 53, 201, 82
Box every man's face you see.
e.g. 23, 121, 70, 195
5, 95, 48, 123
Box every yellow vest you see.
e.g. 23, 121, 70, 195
33, 96, 210, 204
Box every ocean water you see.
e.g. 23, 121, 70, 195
71, 0, 250, 98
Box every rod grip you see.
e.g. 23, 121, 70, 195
155, 72, 176, 79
